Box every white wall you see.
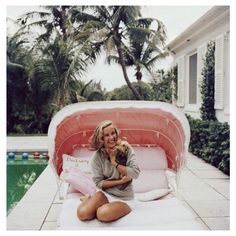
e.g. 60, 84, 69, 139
173, 22, 230, 123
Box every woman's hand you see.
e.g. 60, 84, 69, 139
108, 147, 128, 176
119, 176, 132, 184
105, 146, 117, 165
110, 153, 117, 166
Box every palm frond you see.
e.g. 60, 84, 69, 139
88, 25, 110, 42
106, 55, 120, 65
131, 17, 167, 44
145, 51, 169, 69
104, 35, 116, 58
70, 8, 100, 24
16, 10, 51, 25
133, 17, 153, 28
73, 20, 107, 44
29, 59, 58, 92
92, 6, 111, 24
79, 79, 93, 97
128, 27, 151, 43
15, 19, 48, 36
120, 41, 137, 66
110, 6, 140, 27
64, 41, 90, 82
84, 41, 103, 64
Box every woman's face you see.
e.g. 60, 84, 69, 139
103, 124, 117, 150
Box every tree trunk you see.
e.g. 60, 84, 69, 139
114, 34, 142, 100
56, 87, 65, 110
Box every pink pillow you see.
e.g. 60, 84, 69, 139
65, 167, 97, 195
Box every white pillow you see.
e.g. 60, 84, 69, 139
61, 154, 91, 179
133, 146, 167, 170
133, 170, 168, 193
166, 169, 177, 192
137, 188, 171, 202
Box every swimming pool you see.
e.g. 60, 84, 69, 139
7, 153, 48, 215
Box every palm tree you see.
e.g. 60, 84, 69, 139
108, 17, 168, 81
28, 33, 89, 109
15, 6, 99, 109
72, 6, 167, 100
107, 16, 168, 99
16, 6, 70, 43
71, 6, 140, 99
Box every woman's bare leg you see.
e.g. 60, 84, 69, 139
77, 191, 109, 221
96, 201, 132, 222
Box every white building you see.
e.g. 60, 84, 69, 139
167, 6, 230, 123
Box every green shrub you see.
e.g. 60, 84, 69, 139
187, 115, 230, 175
149, 67, 177, 103
200, 41, 217, 121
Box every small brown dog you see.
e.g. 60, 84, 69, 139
114, 140, 129, 166
113, 140, 132, 190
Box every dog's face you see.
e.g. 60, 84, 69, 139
114, 140, 129, 157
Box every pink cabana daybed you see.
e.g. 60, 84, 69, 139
48, 101, 204, 230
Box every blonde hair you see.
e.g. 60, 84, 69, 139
89, 120, 119, 150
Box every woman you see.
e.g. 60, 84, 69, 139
77, 120, 140, 222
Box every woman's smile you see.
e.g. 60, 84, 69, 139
103, 125, 117, 149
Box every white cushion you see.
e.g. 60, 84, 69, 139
58, 194, 204, 230
133, 146, 167, 170
166, 169, 177, 191
137, 188, 171, 201
61, 154, 91, 179
72, 146, 167, 170
133, 170, 168, 192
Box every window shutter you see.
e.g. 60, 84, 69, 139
197, 44, 206, 105
224, 32, 230, 114
214, 34, 225, 109
177, 56, 185, 107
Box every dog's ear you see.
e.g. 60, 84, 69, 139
117, 139, 122, 145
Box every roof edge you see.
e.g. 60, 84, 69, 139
167, 6, 229, 52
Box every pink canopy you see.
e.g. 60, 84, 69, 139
48, 101, 190, 176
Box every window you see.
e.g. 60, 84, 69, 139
189, 53, 197, 104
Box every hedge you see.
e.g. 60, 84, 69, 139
187, 115, 230, 175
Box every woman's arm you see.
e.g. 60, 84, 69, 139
102, 176, 132, 190
110, 154, 127, 176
